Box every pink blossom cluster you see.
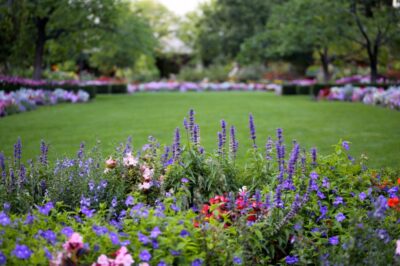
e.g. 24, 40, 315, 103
92, 246, 134, 266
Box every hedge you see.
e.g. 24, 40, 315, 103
281, 85, 312, 95
95, 84, 127, 94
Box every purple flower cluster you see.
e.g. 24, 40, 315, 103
0, 88, 90, 117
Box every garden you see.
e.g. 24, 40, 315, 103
1, 0, 400, 265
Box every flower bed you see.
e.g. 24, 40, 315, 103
0, 110, 399, 265
318, 85, 400, 110
0, 88, 90, 117
127, 82, 279, 93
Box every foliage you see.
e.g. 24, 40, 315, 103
89, 2, 156, 73
177, 64, 229, 82
0, 0, 156, 79
188, 0, 277, 65
0, 110, 399, 265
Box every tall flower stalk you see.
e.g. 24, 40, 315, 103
248, 114, 257, 149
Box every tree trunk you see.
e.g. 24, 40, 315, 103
319, 48, 330, 83
32, 18, 48, 80
367, 44, 379, 83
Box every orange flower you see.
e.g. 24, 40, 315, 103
388, 197, 400, 208
397, 178, 400, 185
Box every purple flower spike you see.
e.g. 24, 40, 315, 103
220, 120, 227, 146
248, 114, 257, 148
265, 137, 273, 161
284, 143, 300, 189
274, 185, 284, 208
77, 142, 85, 159
217, 132, 223, 155
40, 140, 49, 166
172, 128, 181, 162
14, 137, 22, 164
193, 124, 200, 146
189, 109, 195, 140
229, 126, 238, 158
0, 152, 5, 179
311, 147, 317, 166
276, 128, 283, 145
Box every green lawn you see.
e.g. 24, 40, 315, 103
0, 92, 399, 168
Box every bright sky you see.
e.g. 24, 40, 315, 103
158, 0, 208, 15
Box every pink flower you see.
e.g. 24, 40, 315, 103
139, 182, 152, 190
62, 232, 84, 253
123, 153, 138, 167
115, 246, 128, 256
115, 253, 134, 266
49, 252, 63, 266
106, 157, 117, 169
139, 263, 149, 266
142, 168, 154, 181
93, 254, 110, 266
396, 240, 400, 256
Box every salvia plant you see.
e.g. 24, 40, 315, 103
0, 109, 399, 265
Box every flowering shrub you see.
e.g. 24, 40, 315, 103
335, 75, 387, 84
0, 110, 399, 265
0, 88, 90, 117
318, 85, 400, 110
127, 82, 278, 93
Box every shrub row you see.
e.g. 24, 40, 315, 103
282, 83, 399, 97
0, 82, 128, 99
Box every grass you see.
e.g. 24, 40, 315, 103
0, 92, 399, 168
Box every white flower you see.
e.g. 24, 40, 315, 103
239, 186, 247, 196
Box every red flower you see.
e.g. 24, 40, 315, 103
388, 197, 400, 208
397, 178, 400, 185
201, 204, 210, 215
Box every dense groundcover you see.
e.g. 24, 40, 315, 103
0, 110, 399, 265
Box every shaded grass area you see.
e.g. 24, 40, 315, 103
0, 92, 399, 168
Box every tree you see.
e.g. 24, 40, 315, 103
340, 0, 400, 82
243, 0, 347, 82
89, 5, 156, 73
190, 0, 278, 65
26, 0, 124, 79
0, 0, 33, 72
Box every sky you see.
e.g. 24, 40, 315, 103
158, 0, 208, 15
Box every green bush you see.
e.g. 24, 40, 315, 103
236, 64, 267, 82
